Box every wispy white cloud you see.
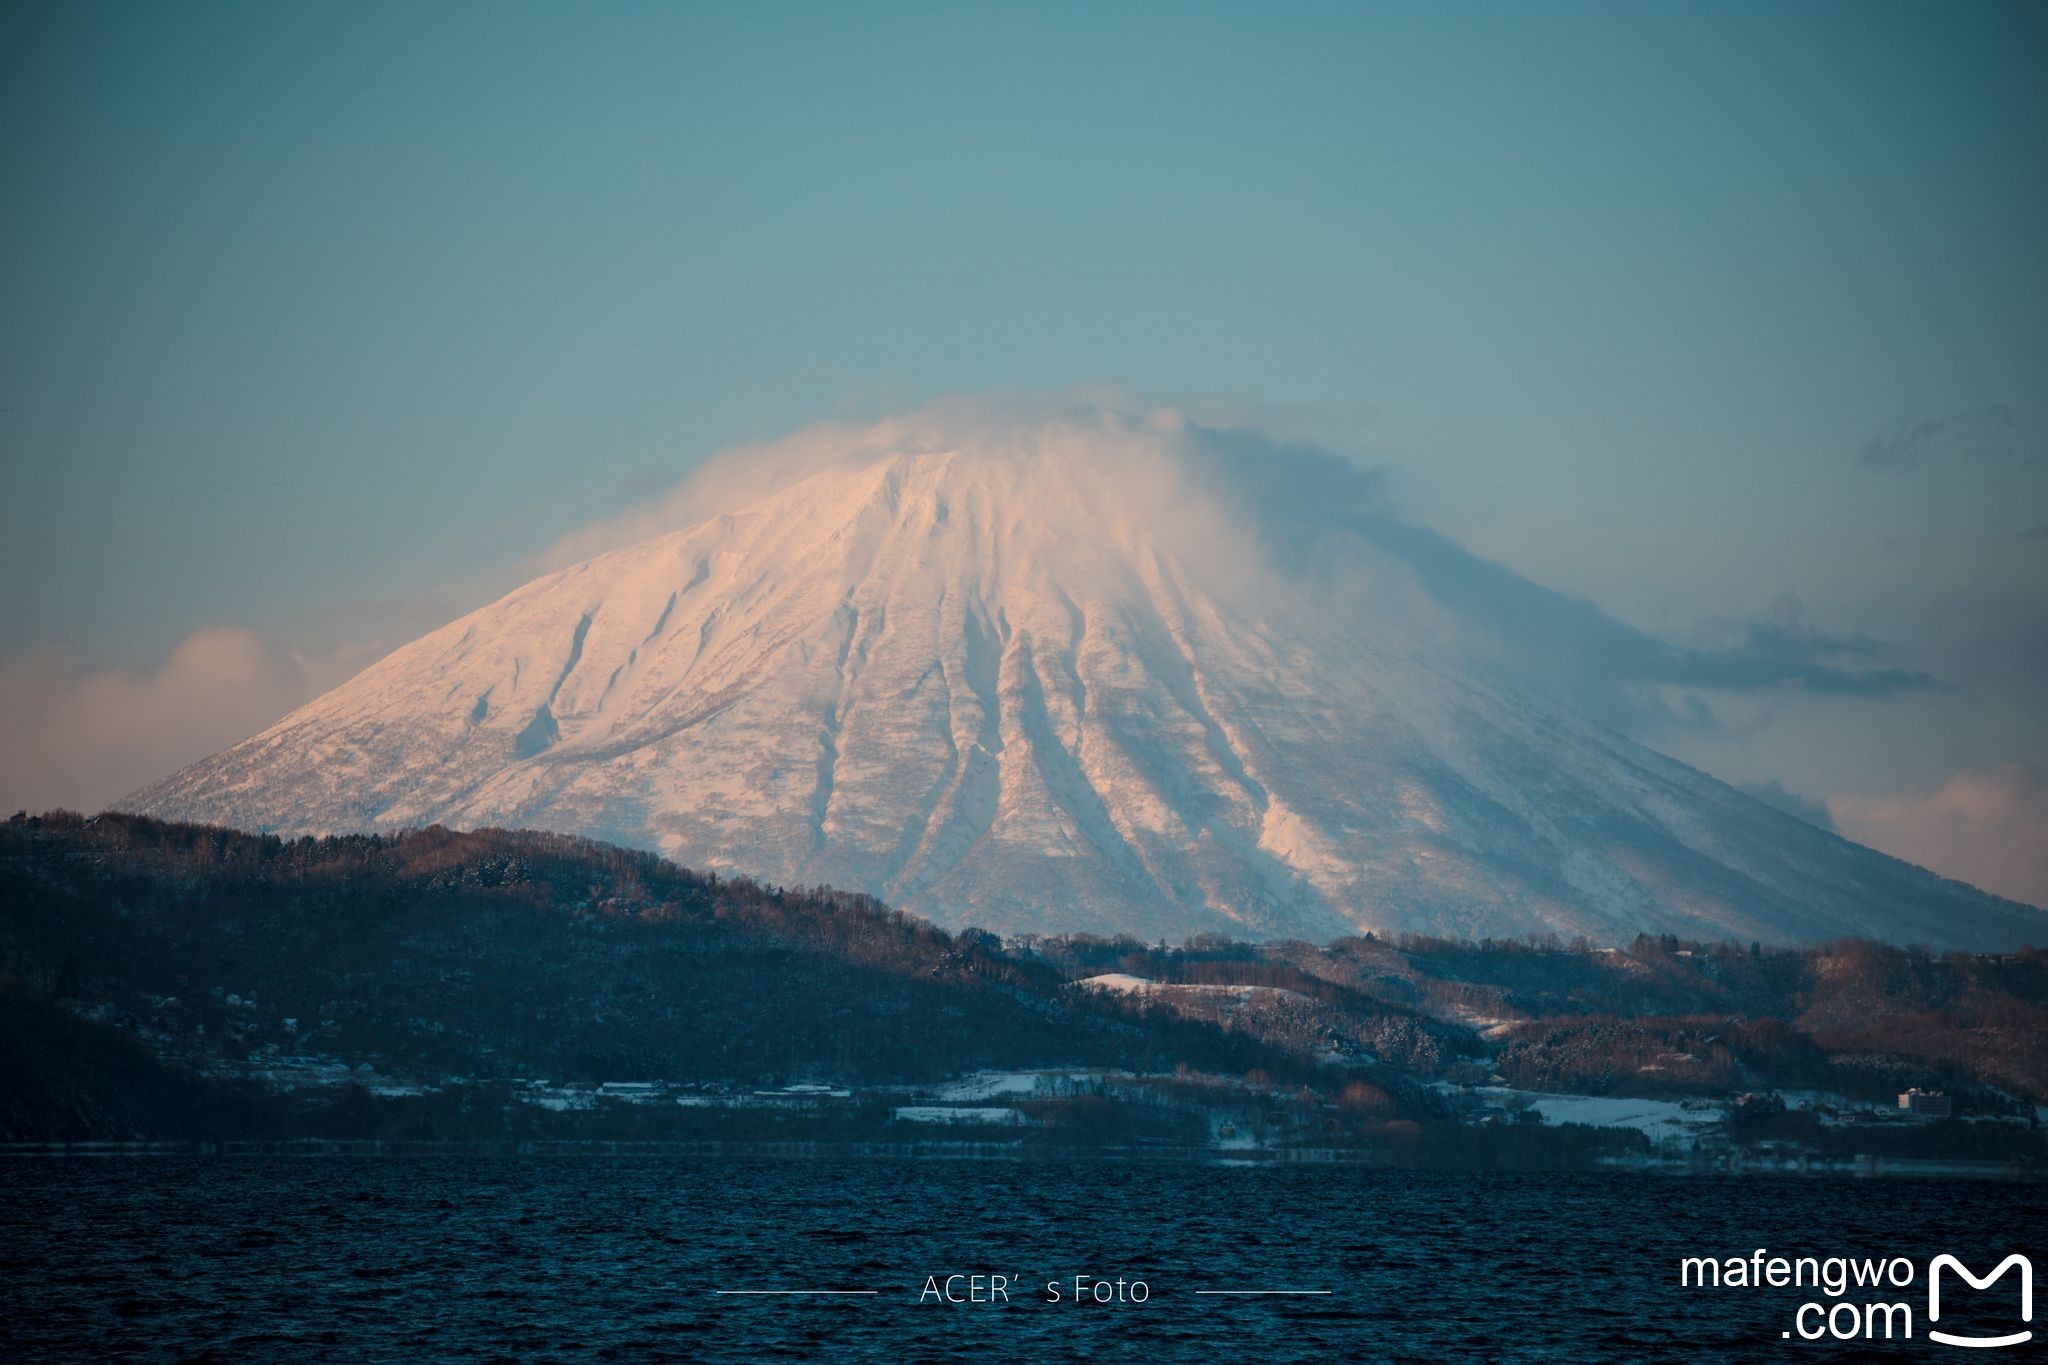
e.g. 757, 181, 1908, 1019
1856, 406, 2028, 472
0, 627, 387, 814
1735, 778, 1837, 833
1829, 763, 2048, 910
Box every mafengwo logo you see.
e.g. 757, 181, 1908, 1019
1681, 1250, 2033, 1345
1927, 1255, 2032, 1350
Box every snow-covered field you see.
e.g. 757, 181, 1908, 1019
931, 1070, 1061, 1101
1455, 1085, 1725, 1145
891, 1106, 1028, 1126
1075, 974, 1309, 1004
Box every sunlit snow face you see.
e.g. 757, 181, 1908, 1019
540, 396, 1932, 742
117, 395, 2045, 949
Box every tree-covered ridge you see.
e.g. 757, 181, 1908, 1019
2, 812, 2043, 1153
1030, 925, 2048, 1101
1, 812, 1313, 1092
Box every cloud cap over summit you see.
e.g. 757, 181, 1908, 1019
124, 401, 2044, 949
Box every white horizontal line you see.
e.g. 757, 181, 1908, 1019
714, 1289, 880, 1296
1195, 1290, 1332, 1295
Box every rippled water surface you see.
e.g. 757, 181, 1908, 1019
4, 1158, 2041, 1361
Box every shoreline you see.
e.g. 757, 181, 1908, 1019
2, 1138, 2039, 1180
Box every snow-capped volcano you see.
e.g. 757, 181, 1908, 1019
128, 406, 2044, 949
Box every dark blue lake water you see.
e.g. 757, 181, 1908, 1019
4, 1158, 2041, 1362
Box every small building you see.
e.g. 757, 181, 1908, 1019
1898, 1088, 1952, 1118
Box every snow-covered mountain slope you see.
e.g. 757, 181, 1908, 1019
127, 416, 2046, 949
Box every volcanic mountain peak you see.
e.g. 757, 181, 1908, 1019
128, 412, 2045, 950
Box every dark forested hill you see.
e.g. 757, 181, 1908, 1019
3, 811, 2043, 1155
0, 813, 1305, 1111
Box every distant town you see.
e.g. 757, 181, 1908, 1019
6, 813, 2044, 1175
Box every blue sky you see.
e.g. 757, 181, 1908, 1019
2, 2, 2045, 900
